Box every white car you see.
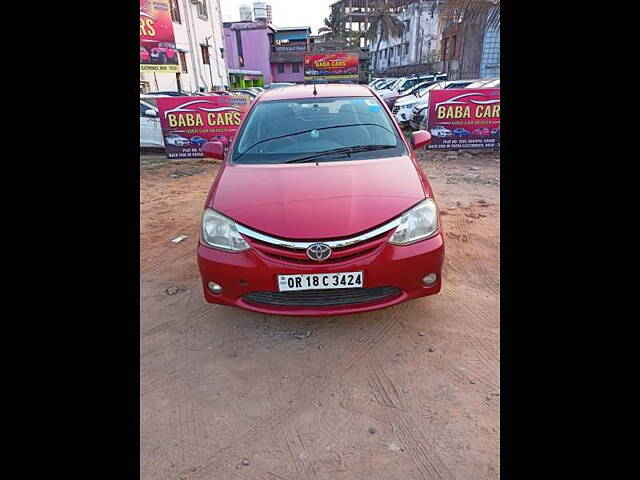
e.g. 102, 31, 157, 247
430, 126, 453, 138
394, 80, 479, 126
165, 133, 190, 146
140, 100, 164, 148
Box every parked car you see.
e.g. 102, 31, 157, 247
210, 135, 229, 147
197, 84, 443, 316
453, 128, 470, 138
165, 133, 190, 146
231, 89, 257, 98
384, 80, 437, 110
466, 77, 500, 89
140, 46, 150, 63
372, 78, 398, 91
144, 91, 190, 97
472, 127, 491, 137
263, 82, 296, 89
150, 42, 178, 64
191, 136, 208, 146
409, 104, 429, 130
377, 74, 448, 98
430, 126, 453, 138
140, 100, 164, 148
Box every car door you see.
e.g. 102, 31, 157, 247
140, 101, 164, 147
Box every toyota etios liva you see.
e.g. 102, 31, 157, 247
197, 84, 444, 316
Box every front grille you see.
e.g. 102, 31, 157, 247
246, 231, 391, 265
243, 286, 402, 307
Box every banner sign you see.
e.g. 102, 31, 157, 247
303, 53, 359, 81
140, 0, 179, 73
426, 88, 500, 150
156, 96, 252, 159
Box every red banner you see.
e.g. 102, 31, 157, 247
303, 53, 359, 80
140, 0, 179, 73
426, 88, 500, 150
157, 96, 252, 159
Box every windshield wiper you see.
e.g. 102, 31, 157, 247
284, 145, 395, 164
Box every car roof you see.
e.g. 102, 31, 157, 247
258, 83, 374, 101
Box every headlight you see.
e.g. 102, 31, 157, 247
200, 209, 250, 252
388, 198, 439, 245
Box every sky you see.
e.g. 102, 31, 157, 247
220, 0, 336, 35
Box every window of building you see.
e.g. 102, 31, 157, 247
277, 63, 285, 73
169, 0, 181, 23
179, 52, 188, 73
292, 62, 300, 73
196, 1, 208, 20
404, 43, 409, 55
396, 45, 401, 56
201, 45, 210, 65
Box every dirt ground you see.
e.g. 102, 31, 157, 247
140, 148, 500, 480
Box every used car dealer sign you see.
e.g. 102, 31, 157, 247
157, 96, 252, 159
426, 88, 500, 150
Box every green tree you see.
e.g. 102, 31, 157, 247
318, 6, 350, 42
439, 0, 500, 30
365, 1, 406, 72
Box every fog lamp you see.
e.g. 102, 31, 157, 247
208, 281, 223, 294
422, 273, 438, 286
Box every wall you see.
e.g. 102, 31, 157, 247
368, 0, 443, 74
271, 62, 304, 83
223, 22, 273, 84
140, 0, 228, 92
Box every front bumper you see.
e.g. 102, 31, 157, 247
197, 232, 444, 316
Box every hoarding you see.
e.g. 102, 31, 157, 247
156, 96, 252, 159
140, 0, 179, 73
303, 53, 359, 81
426, 88, 500, 150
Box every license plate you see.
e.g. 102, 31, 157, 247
278, 271, 363, 292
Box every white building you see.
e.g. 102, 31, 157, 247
253, 2, 268, 22
140, 0, 229, 93
239, 4, 253, 22
369, 1, 444, 73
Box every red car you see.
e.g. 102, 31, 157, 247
150, 42, 177, 64
472, 127, 491, 137
140, 46, 150, 63
197, 84, 444, 316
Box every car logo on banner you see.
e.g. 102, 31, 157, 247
306, 243, 332, 261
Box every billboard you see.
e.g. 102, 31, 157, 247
303, 53, 359, 81
140, 0, 179, 73
156, 96, 252, 159
426, 88, 500, 150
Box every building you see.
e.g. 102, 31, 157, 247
270, 26, 312, 83
338, 0, 444, 75
239, 4, 253, 22
265, 4, 273, 24
140, 0, 229, 93
441, 9, 500, 80
223, 21, 275, 87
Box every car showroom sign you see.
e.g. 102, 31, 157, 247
156, 96, 252, 159
303, 53, 359, 81
426, 88, 500, 150
140, 0, 179, 73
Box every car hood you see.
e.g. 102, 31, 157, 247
396, 96, 421, 106
210, 156, 426, 239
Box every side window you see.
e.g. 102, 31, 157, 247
140, 103, 147, 117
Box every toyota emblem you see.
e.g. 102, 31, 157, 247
306, 243, 332, 261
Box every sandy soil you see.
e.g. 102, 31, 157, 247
140, 148, 500, 480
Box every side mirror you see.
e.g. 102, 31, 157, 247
410, 130, 431, 150
202, 141, 225, 160
144, 109, 157, 117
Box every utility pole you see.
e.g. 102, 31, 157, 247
205, 35, 214, 90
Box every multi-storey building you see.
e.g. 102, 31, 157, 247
223, 20, 275, 88
140, 0, 229, 93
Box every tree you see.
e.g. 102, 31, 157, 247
365, 1, 406, 73
438, 0, 500, 78
318, 6, 350, 42
439, 0, 500, 30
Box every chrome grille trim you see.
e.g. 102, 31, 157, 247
235, 217, 402, 250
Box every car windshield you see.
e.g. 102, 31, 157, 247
231, 96, 406, 164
